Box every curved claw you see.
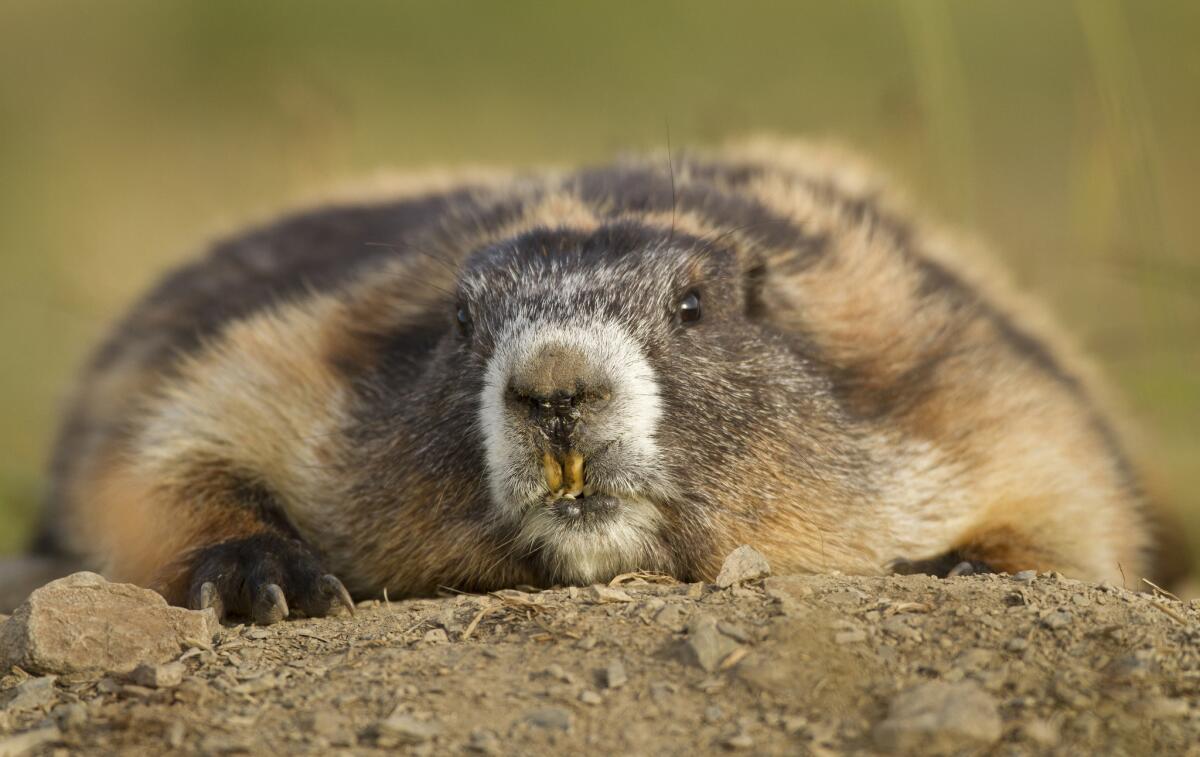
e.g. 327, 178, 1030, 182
191, 581, 226, 623
253, 583, 290, 625
946, 561, 976, 578
320, 574, 355, 616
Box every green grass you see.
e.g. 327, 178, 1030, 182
1, 0, 1196, 566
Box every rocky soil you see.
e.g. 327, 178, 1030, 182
2, 552, 1199, 756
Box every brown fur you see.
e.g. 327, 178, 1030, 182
39, 139, 1168, 607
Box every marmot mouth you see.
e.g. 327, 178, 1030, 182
548, 493, 620, 525
541, 449, 621, 525
542, 451, 585, 497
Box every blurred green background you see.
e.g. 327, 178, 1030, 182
0, 1, 1196, 566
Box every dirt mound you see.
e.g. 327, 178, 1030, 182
2, 571, 1199, 754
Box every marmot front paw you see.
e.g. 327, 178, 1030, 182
890, 553, 997, 579
186, 533, 354, 625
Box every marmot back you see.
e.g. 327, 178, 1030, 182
38, 139, 1155, 623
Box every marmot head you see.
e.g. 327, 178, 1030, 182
445, 219, 847, 585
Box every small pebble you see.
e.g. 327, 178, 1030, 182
1019, 719, 1059, 746
1041, 611, 1072, 630
834, 629, 867, 644
714, 545, 772, 588
422, 628, 449, 644
604, 660, 627, 689
467, 729, 501, 755
654, 604, 688, 631
781, 716, 809, 735
587, 586, 633, 603
579, 690, 602, 705
51, 703, 87, 731
130, 662, 185, 689
377, 713, 440, 745
1, 675, 58, 713
524, 707, 572, 731
722, 732, 754, 750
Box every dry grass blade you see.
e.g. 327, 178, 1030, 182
1141, 578, 1181, 602
460, 605, 495, 641
719, 647, 750, 671
1148, 599, 1187, 626
609, 571, 680, 586
489, 589, 547, 613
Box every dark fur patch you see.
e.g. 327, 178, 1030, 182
576, 164, 827, 266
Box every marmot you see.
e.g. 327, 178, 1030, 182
34, 139, 1156, 624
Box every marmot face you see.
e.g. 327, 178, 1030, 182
455, 223, 837, 585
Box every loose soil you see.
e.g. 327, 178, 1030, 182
2, 572, 1199, 755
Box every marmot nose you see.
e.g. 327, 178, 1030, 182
506, 343, 611, 445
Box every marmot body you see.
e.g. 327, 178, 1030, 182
39, 140, 1152, 622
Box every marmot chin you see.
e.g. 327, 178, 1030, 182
36, 139, 1157, 624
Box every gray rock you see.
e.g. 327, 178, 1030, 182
874, 681, 1001, 755
1012, 570, 1037, 582
0, 572, 216, 678
0, 676, 58, 713
679, 615, 739, 672
654, 603, 688, 631
377, 712, 440, 744
714, 546, 771, 588
524, 707, 572, 731
761, 576, 813, 615
130, 662, 185, 689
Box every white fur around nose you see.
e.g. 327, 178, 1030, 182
478, 319, 664, 522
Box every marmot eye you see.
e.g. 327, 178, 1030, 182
678, 291, 701, 325
456, 305, 472, 334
